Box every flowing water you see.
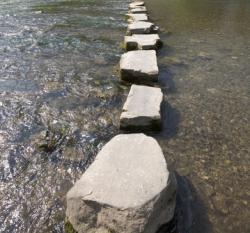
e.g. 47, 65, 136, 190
0, 0, 129, 232
0, 0, 249, 232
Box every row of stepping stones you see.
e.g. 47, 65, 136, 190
66, 1, 177, 233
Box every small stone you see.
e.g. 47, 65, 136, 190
120, 85, 163, 131
126, 13, 148, 22
197, 51, 212, 60
127, 21, 157, 35
66, 133, 177, 233
161, 56, 185, 66
124, 34, 162, 51
207, 88, 217, 94
212, 193, 229, 215
120, 50, 159, 83
130, 6, 147, 14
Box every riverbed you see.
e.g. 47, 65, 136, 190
145, 0, 250, 232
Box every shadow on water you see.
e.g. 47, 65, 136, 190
158, 173, 212, 233
160, 101, 180, 139
159, 68, 177, 94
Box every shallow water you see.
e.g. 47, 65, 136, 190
144, 0, 250, 232
0, 0, 129, 232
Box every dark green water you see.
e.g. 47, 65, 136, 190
145, 0, 250, 232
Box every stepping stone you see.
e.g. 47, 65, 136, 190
120, 50, 158, 83
130, 6, 147, 14
120, 85, 163, 131
66, 133, 177, 233
126, 13, 148, 22
129, 1, 145, 9
124, 34, 162, 51
127, 21, 157, 35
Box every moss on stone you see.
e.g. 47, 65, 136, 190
65, 220, 78, 233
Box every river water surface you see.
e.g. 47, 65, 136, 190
0, 0, 249, 233
144, 0, 250, 233
0, 0, 129, 232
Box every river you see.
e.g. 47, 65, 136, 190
0, 0, 249, 233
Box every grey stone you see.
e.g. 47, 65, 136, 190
120, 85, 163, 131
66, 133, 177, 233
120, 50, 158, 83
129, 1, 145, 9
126, 13, 148, 23
127, 21, 157, 35
124, 34, 162, 51
130, 6, 147, 14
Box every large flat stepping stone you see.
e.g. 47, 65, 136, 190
66, 133, 177, 233
126, 13, 148, 22
120, 85, 163, 131
129, 1, 145, 9
124, 34, 162, 51
127, 21, 158, 35
120, 50, 158, 83
130, 6, 147, 14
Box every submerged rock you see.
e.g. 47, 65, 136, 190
120, 50, 159, 83
66, 133, 177, 233
120, 85, 163, 131
124, 34, 162, 51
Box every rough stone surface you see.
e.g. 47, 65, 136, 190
124, 34, 162, 51
120, 50, 158, 83
126, 13, 148, 22
127, 21, 157, 35
66, 133, 177, 233
129, 1, 145, 9
130, 6, 147, 14
120, 85, 163, 131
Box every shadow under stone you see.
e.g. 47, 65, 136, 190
157, 173, 212, 233
158, 68, 177, 94
159, 101, 181, 139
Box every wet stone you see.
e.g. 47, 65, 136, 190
120, 85, 163, 131
120, 50, 159, 83
130, 6, 147, 14
129, 1, 145, 9
124, 34, 162, 51
126, 13, 148, 22
66, 133, 177, 233
127, 21, 157, 35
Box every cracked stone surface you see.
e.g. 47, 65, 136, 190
66, 133, 177, 233
120, 50, 158, 83
120, 85, 163, 131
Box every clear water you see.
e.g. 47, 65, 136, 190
144, 0, 250, 232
